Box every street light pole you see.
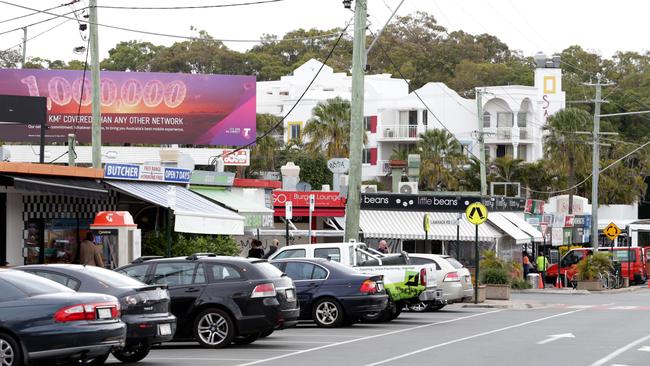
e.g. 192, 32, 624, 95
344, 0, 367, 242
89, 0, 102, 168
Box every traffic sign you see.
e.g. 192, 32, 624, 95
465, 202, 488, 225
423, 213, 431, 233
604, 222, 621, 241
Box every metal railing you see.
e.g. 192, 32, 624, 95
381, 125, 419, 139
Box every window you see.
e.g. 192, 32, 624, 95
254, 262, 284, 278
312, 265, 328, 280
496, 144, 513, 158
409, 110, 418, 125
279, 91, 289, 96
409, 257, 434, 265
82, 266, 146, 287
362, 148, 371, 164
1, 270, 73, 296
31, 271, 81, 291
284, 262, 315, 281
517, 112, 527, 127
194, 264, 207, 284
152, 263, 199, 286
612, 250, 637, 262
422, 110, 428, 126
274, 249, 306, 259
483, 111, 491, 128
363, 116, 372, 131
314, 248, 341, 262
288, 122, 302, 142
117, 265, 149, 283
497, 112, 513, 128
444, 257, 465, 270
355, 249, 370, 266
0, 279, 25, 301
209, 263, 242, 281
517, 145, 527, 160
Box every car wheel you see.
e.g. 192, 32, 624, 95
194, 308, 235, 349
408, 302, 431, 312
232, 333, 260, 346
112, 341, 151, 363
389, 303, 402, 320
0, 333, 22, 366
312, 299, 344, 328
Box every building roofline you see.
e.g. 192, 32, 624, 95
0, 162, 103, 179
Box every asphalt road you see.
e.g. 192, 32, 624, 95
108, 288, 650, 366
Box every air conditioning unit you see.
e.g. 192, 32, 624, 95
361, 185, 378, 193
398, 182, 418, 194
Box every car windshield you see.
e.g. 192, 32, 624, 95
253, 262, 284, 278
2, 270, 74, 296
444, 257, 465, 269
82, 266, 145, 287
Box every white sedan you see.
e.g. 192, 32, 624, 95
407, 254, 474, 311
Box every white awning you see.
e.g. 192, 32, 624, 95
500, 212, 543, 241
352, 211, 503, 242
106, 181, 245, 235
487, 213, 531, 244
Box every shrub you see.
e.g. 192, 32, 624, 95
511, 278, 532, 289
576, 251, 613, 281
480, 250, 506, 271
141, 231, 239, 257
481, 267, 510, 285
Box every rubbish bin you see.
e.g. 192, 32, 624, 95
528, 273, 540, 289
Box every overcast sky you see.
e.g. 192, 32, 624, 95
0, 0, 647, 65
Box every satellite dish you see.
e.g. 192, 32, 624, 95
296, 181, 312, 192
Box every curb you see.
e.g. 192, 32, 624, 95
512, 289, 589, 295
592, 286, 645, 294
462, 302, 542, 310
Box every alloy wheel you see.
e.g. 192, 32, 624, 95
315, 301, 339, 325
197, 313, 229, 346
0, 339, 14, 366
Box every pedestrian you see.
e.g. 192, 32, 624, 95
248, 239, 265, 259
377, 240, 389, 254
522, 251, 531, 280
79, 231, 104, 267
536, 253, 549, 289
262, 239, 279, 259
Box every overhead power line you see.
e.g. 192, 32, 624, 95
0, 7, 87, 36
2, 18, 72, 53
96, 0, 284, 10
0, 0, 78, 24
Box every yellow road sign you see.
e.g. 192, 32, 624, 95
423, 213, 431, 233
604, 222, 621, 241
466, 202, 488, 225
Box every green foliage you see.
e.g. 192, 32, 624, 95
141, 231, 238, 257
576, 252, 613, 281
276, 146, 332, 190
480, 250, 506, 271
416, 129, 467, 191
247, 113, 282, 177
511, 278, 532, 289
481, 267, 510, 285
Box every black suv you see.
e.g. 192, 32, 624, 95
116, 254, 299, 348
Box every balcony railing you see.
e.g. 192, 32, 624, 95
519, 127, 533, 140
380, 125, 419, 140
484, 127, 534, 142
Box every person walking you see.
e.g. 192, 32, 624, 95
262, 239, 279, 259
80, 232, 104, 267
536, 253, 549, 289
248, 239, 265, 258
522, 251, 531, 280
377, 240, 390, 254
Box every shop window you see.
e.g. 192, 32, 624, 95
497, 112, 513, 128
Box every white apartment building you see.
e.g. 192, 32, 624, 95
257, 55, 565, 184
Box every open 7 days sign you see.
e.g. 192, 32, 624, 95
104, 163, 191, 183
360, 193, 525, 212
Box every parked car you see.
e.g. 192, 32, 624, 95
269, 241, 441, 321
17, 264, 176, 363
270, 258, 388, 327
116, 254, 299, 348
0, 269, 125, 366
407, 254, 473, 311
546, 247, 647, 285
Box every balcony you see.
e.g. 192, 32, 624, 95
379, 125, 420, 141
519, 127, 533, 140
484, 127, 534, 142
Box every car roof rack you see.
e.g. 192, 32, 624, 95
132, 256, 164, 264
186, 253, 217, 260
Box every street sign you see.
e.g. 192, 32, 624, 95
423, 213, 431, 233
285, 201, 293, 220
465, 202, 488, 225
604, 222, 621, 241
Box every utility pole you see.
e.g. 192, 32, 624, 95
67, 134, 76, 166
344, 0, 367, 242
89, 0, 102, 168
21, 27, 27, 67
476, 89, 488, 196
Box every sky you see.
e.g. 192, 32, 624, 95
0, 0, 648, 65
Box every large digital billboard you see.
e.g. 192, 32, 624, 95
0, 69, 256, 146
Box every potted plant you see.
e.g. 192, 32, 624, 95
480, 251, 512, 300
576, 251, 612, 291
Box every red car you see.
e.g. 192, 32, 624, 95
546, 247, 647, 285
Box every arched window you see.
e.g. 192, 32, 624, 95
483, 111, 491, 128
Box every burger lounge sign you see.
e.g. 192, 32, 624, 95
360, 193, 525, 212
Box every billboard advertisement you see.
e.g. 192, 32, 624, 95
0, 69, 256, 145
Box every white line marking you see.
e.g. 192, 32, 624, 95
147, 358, 259, 361
256, 340, 332, 344
609, 306, 638, 310
589, 334, 650, 366
236, 309, 504, 366
537, 333, 575, 345
364, 309, 586, 366
567, 305, 595, 309
637, 345, 650, 352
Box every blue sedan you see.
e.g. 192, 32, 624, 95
271, 258, 388, 328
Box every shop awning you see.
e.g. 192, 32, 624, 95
190, 187, 274, 228
2, 175, 107, 199
106, 181, 244, 235
337, 211, 504, 242
500, 212, 543, 241
487, 213, 531, 244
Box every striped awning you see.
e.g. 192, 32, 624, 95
487, 213, 531, 244
500, 212, 543, 241
356, 211, 504, 242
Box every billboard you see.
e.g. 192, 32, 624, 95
0, 69, 256, 145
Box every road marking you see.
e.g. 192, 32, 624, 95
147, 357, 259, 361
537, 333, 575, 345
256, 340, 332, 344
609, 306, 639, 310
638, 345, 650, 352
235, 309, 504, 366
364, 309, 586, 366
567, 305, 595, 309
589, 334, 650, 366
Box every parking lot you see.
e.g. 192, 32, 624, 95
106, 289, 650, 366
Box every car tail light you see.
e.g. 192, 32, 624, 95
420, 268, 427, 287
54, 302, 120, 322
359, 279, 378, 294
251, 283, 276, 298
443, 271, 460, 282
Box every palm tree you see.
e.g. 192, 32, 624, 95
303, 97, 366, 159
543, 108, 592, 212
416, 129, 466, 190
248, 113, 281, 177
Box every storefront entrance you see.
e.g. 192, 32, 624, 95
24, 218, 93, 265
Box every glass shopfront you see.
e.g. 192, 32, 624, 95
24, 218, 92, 265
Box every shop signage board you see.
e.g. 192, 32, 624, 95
360, 193, 525, 212
273, 191, 345, 208
104, 163, 191, 183
189, 171, 235, 186
0, 69, 255, 146
221, 149, 251, 166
